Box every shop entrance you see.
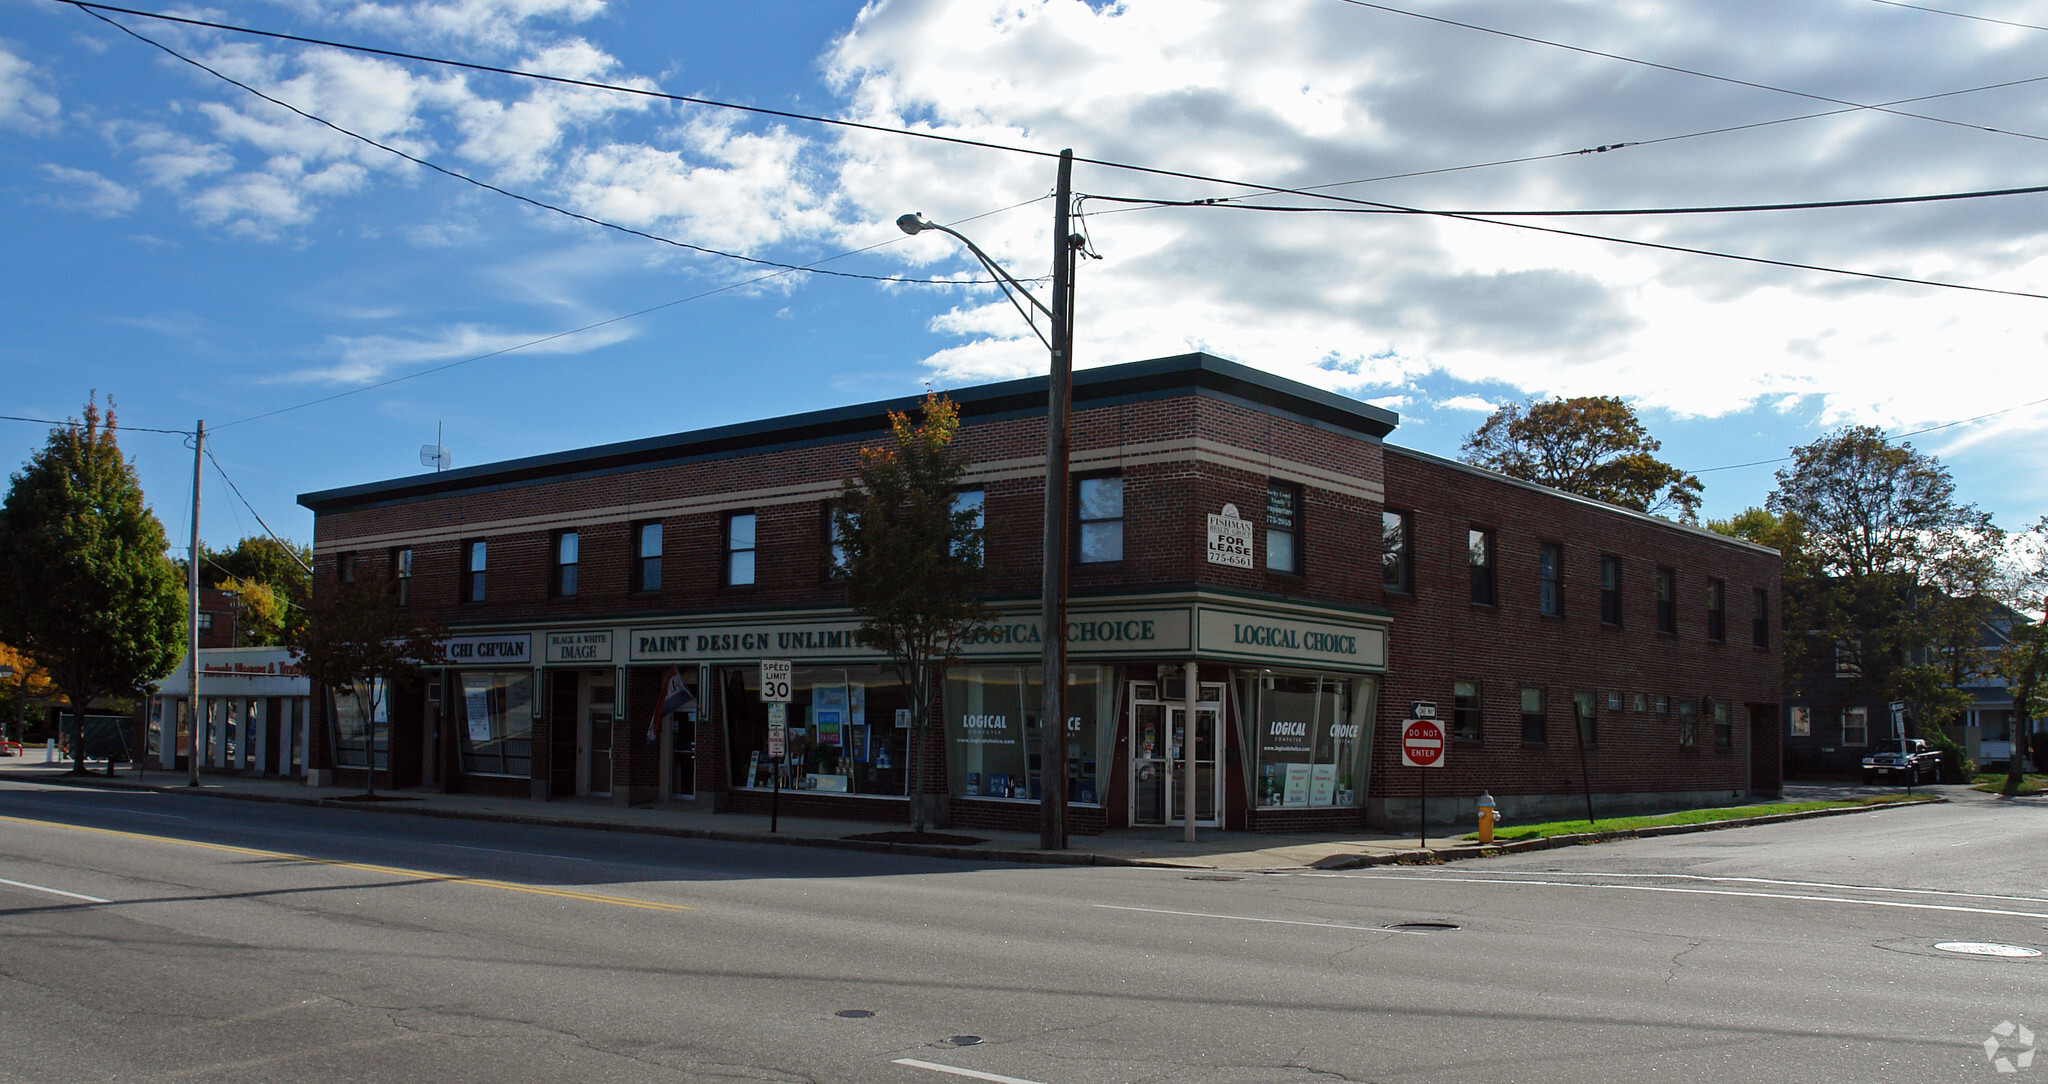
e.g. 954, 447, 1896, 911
579, 675, 615, 798
1127, 682, 1224, 828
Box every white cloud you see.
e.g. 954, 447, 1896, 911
0, 42, 60, 133
38, 165, 141, 218
289, 319, 638, 386
1434, 395, 1498, 413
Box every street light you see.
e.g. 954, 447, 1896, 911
899, 148, 1079, 849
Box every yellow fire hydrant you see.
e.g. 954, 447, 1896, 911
1477, 792, 1498, 844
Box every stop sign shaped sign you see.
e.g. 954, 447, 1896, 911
1401, 718, 1446, 768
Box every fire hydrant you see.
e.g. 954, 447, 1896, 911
1476, 792, 1498, 845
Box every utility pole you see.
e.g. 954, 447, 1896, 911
1039, 149, 1075, 851
187, 420, 203, 788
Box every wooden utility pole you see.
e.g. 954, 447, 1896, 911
1039, 149, 1075, 851
187, 420, 203, 788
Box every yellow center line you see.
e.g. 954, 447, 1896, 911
0, 812, 695, 912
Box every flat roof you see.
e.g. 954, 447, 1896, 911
299, 352, 1401, 513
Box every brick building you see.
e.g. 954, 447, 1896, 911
297, 353, 1781, 832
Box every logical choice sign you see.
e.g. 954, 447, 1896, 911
1401, 718, 1447, 769
760, 659, 792, 704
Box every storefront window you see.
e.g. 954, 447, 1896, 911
725, 666, 909, 795
329, 679, 390, 770
944, 665, 1115, 804
457, 671, 534, 777
1239, 671, 1373, 809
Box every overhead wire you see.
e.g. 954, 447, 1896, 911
203, 447, 314, 575
1329, 0, 2048, 143
1687, 392, 2048, 475
1861, 0, 2048, 34
1085, 179, 2048, 218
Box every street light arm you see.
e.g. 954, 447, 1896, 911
896, 213, 1055, 323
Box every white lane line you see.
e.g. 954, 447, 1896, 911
438, 844, 592, 862
1329, 869, 2048, 907
1094, 903, 1383, 931
1342, 873, 2048, 921
893, 1058, 1049, 1084
111, 809, 188, 820
0, 877, 110, 904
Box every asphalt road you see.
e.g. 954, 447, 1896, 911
1, 780, 2042, 1083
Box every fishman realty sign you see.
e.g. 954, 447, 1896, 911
1206, 504, 1254, 568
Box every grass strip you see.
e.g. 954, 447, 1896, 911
1465, 794, 1928, 843
1971, 773, 2046, 796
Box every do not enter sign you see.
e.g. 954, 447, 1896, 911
1401, 718, 1446, 768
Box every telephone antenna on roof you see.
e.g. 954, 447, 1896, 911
420, 421, 451, 471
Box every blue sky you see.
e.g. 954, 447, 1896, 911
4, 0, 2046, 560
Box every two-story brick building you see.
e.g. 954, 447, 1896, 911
297, 352, 1781, 832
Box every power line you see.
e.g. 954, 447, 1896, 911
1, 413, 191, 435
1688, 392, 2048, 475
1330, 0, 2048, 143
79, 6, 1012, 288
1862, 0, 2048, 33
1089, 179, 2048, 218
203, 447, 313, 575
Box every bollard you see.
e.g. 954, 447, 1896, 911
45, 739, 56, 765
1476, 791, 1498, 845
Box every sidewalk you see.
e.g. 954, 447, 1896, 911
0, 758, 1941, 872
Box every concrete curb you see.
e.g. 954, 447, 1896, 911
1303, 796, 1950, 870
2, 769, 1946, 871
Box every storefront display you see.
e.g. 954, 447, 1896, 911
945, 665, 1115, 804
457, 671, 534, 777
724, 666, 909, 795
1239, 671, 1374, 809
329, 679, 390, 771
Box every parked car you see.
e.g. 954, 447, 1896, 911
1862, 738, 1940, 785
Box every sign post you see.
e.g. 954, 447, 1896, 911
762, 661, 792, 832
1890, 700, 1909, 793
1401, 716, 1447, 848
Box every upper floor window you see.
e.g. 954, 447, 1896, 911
1538, 542, 1562, 616
461, 540, 487, 603
1076, 474, 1123, 564
953, 487, 985, 563
1656, 567, 1677, 634
634, 521, 662, 593
724, 512, 757, 587
1265, 481, 1301, 574
1381, 510, 1413, 593
552, 530, 579, 597
1834, 638, 1862, 677
1790, 705, 1812, 736
337, 552, 356, 584
823, 502, 849, 581
1452, 679, 1482, 742
1752, 587, 1770, 648
197, 611, 215, 634
1600, 556, 1622, 626
1519, 686, 1546, 744
1713, 698, 1732, 748
1678, 698, 1698, 748
1469, 528, 1497, 606
1706, 578, 1727, 642
391, 546, 413, 607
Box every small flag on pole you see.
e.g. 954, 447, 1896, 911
648, 667, 697, 742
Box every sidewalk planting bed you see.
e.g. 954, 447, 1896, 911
1466, 794, 1932, 843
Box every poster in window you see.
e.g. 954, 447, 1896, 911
815, 685, 846, 746
462, 675, 492, 742
849, 682, 865, 728
1309, 763, 1337, 806
1283, 763, 1312, 806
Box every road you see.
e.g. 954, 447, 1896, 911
1, 780, 2042, 1083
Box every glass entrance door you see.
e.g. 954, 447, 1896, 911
584, 680, 614, 797
1127, 686, 1223, 828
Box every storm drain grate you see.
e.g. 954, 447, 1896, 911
836, 1009, 875, 1018
1185, 875, 1243, 882
1936, 942, 2041, 958
1385, 921, 1462, 933
947, 1035, 983, 1046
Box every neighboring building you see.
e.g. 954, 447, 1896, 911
196, 587, 240, 649
148, 646, 313, 776
297, 353, 1781, 831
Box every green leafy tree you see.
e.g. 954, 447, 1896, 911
1462, 396, 1704, 521
177, 536, 312, 645
1994, 518, 2048, 794
1766, 426, 2002, 738
290, 579, 442, 796
0, 397, 184, 774
832, 393, 989, 833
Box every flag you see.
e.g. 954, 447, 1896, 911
647, 667, 697, 743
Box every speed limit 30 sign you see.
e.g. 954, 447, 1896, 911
760, 659, 792, 704
1401, 718, 1446, 768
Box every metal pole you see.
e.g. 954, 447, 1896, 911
1039, 149, 1075, 851
1419, 763, 1427, 849
1182, 659, 1198, 843
187, 420, 204, 788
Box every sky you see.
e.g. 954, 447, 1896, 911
4, 0, 2047, 562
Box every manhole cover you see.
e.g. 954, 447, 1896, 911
946, 1035, 983, 1046
1385, 922, 1461, 933
1936, 942, 2042, 958
836, 1009, 875, 1018
1185, 874, 1242, 882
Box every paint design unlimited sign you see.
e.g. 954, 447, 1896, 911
1206, 504, 1254, 568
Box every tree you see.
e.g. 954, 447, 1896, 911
1766, 426, 2002, 740
1994, 518, 2048, 795
0, 643, 56, 744
178, 536, 312, 645
1462, 395, 1704, 521
832, 393, 989, 833
291, 579, 442, 796
0, 397, 185, 774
